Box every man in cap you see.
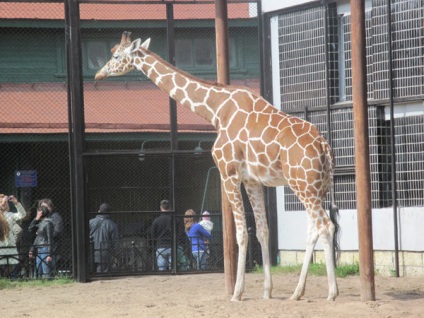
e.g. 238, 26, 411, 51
89, 203, 119, 273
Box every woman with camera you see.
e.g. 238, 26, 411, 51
0, 194, 26, 277
28, 205, 54, 278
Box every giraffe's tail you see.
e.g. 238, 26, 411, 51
323, 139, 340, 266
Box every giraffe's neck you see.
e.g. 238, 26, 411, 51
133, 50, 228, 128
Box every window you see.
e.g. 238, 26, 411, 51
87, 41, 108, 71
194, 39, 214, 66
175, 39, 192, 66
175, 37, 237, 69
176, 38, 215, 68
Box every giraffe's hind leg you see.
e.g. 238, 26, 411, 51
291, 205, 338, 301
244, 181, 272, 299
290, 218, 319, 300
319, 209, 339, 300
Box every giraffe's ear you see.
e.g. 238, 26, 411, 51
141, 38, 151, 50
128, 38, 142, 54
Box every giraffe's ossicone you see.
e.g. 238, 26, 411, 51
96, 32, 339, 302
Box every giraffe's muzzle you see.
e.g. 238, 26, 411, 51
95, 70, 107, 81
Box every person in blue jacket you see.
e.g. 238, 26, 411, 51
184, 209, 211, 270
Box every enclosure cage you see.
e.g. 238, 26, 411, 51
0, 0, 264, 279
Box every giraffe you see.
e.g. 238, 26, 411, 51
95, 32, 339, 301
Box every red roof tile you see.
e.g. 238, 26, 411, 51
0, 78, 260, 134
0, 2, 251, 20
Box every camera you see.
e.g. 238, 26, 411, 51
8, 195, 14, 201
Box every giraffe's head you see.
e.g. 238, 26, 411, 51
95, 31, 151, 80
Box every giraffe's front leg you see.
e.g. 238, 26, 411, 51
220, 176, 248, 302
231, 218, 248, 302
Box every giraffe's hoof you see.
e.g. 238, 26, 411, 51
327, 287, 339, 301
231, 296, 242, 302
327, 291, 338, 301
290, 293, 302, 301
263, 291, 272, 299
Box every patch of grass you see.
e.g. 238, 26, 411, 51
253, 262, 360, 278
0, 277, 75, 290
335, 263, 360, 278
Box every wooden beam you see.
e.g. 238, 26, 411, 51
350, 0, 376, 302
215, 0, 237, 295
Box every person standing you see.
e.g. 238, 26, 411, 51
151, 199, 173, 271
0, 194, 26, 277
198, 211, 214, 234
28, 205, 54, 278
89, 203, 119, 273
184, 209, 212, 270
38, 199, 63, 268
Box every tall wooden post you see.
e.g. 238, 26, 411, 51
215, 0, 237, 295
351, 0, 376, 301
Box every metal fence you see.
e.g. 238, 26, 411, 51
268, 1, 424, 211
0, 0, 262, 279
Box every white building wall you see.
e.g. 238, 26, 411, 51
262, 0, 320, 13
265, 0, 424, 258
277, 197, 424, 252
261, 0, 373, 15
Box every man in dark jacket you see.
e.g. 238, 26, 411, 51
151, 199, 172, 271
89, 203, 119, 273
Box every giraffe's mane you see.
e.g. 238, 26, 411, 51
138, 48, 260, 97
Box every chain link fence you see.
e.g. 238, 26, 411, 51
0, 0, 262, 279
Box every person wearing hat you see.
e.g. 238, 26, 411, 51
89, 203, 119, 273
198, 211, 213, 234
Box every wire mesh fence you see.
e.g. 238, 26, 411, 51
276, 0, 424, 212
0, 0, 262, 279
2, 0, 423, 280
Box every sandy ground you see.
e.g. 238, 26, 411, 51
1, 273, 424, 318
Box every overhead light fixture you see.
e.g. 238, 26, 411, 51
194, 141, 204, 156
138, 141, 147, 162
138, 139, 172, 162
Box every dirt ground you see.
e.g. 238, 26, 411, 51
1, 272, 424, 318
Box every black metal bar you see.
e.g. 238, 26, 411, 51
167, 3, 178, 153
259, 5, 278, 267
260, 12, 274, 104
258, 0, 265, 99
323, 4, 333, 147
64, 0, 78, 281
67, 0, 89, 283
84, 150, 212, 157
323, 3, 338, 268
166, 2, 178, 273
386, 0, 399, 278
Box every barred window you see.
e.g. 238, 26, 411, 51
343, 0, 424, 101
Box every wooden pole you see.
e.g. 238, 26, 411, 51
215, 0, 237, 295
350, 0, 376, 302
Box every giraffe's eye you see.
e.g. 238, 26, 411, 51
113, 55, 118, 60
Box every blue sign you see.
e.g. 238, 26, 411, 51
15, 170, 37, 188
